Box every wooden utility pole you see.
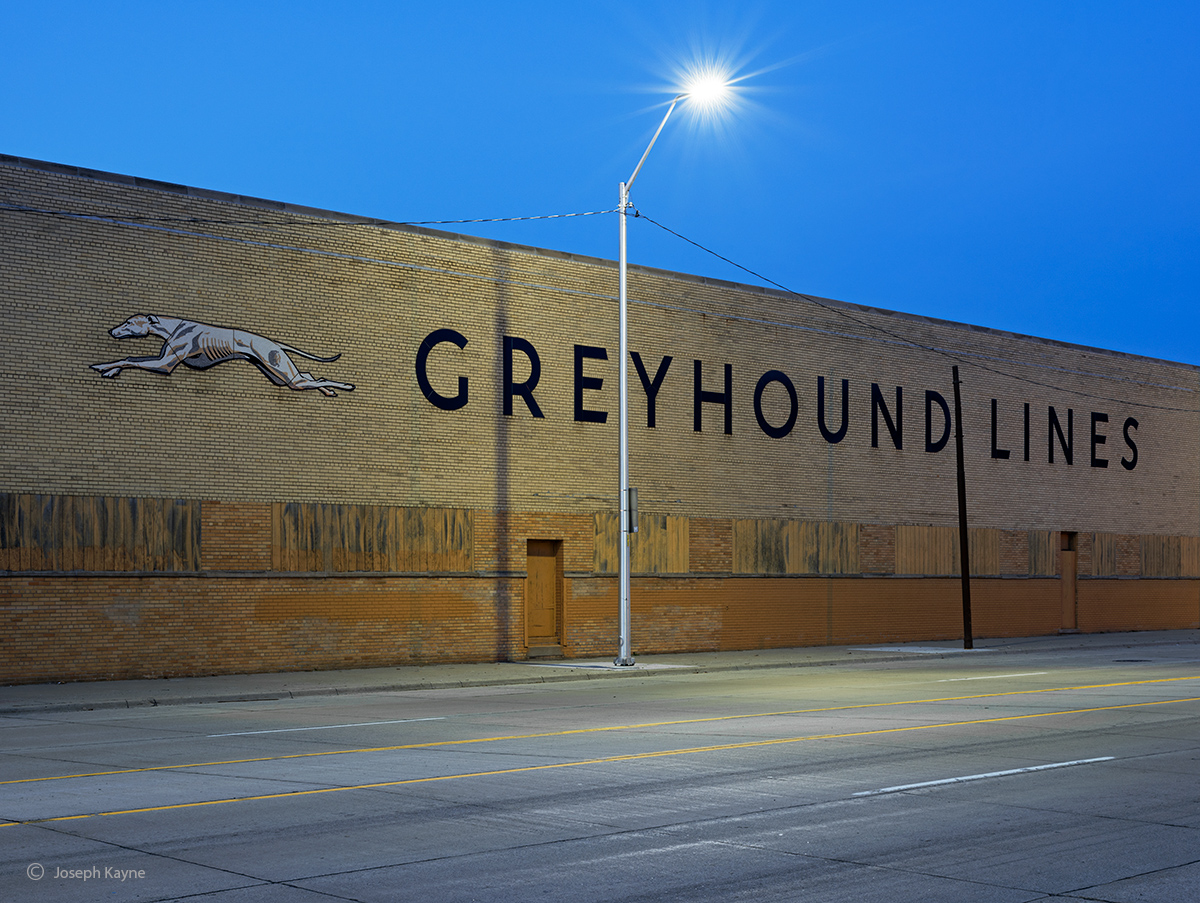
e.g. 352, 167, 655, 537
952, 366, 974, 650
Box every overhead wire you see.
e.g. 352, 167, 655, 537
4, 198, 1196, 412
631, 209, 1200, 414
0, 202, 617, 227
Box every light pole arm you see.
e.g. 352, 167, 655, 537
624, 94, 683, 193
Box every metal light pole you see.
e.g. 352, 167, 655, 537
615, 94, 684, 666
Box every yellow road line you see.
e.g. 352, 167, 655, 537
5, 694, 1197, 828
4, 674, 1197, 789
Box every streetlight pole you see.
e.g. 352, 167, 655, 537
615, 95, 683, 666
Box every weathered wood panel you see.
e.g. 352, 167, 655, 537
0, 493, 200, 572
270, 503, 473, 573
1142, 535, 1183, 577
733, 519, 859, 575
1092, 533, 1117, 577
1183, 537, 1200, 577
968, 528, 1000, 577
895, 525, 1000, 576
821, 522, 860, 575
594, 512, 688, 575
1028, 530, 1058, 576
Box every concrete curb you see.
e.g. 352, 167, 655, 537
3, 630, 1197, 715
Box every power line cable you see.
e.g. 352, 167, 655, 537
4, 198, 1195, 412
0, 202, 617, 227
632, 209, 1199, 414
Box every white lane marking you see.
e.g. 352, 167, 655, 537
208, 717, 445, 737
853, 757, 1115, 796
936, 672, 1048, 682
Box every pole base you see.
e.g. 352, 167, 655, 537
613, 657, 636, 667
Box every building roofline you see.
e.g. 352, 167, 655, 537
4, 152, 1195, 372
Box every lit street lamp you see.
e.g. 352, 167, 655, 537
616, 75, 730, 666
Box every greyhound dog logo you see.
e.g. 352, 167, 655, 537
91, 314, 355, 397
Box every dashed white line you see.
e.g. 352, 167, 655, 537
937, 672, 1048, 682
853, 757, 1115, 796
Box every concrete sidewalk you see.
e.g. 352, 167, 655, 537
3, 629, 1197, 715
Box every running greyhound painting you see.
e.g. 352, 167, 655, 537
91, 314, 355, 397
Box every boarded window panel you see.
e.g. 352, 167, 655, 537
596, 512, 687, 575
147, 498, 167, 572
0, 493, 14, 571
427, 507, 446, 571
72, 496, 90, 572
129, 497, 147, 572
132, 499, 148, 570
896, 525, 999, 576
110, 496, 131, 571
1142, 535, 1182, 578
1093, 533, 1117, 577
734, 519, 784, 575
968, 528, 1000, 577
593, 512, 619, 574
631, 514, 663, 573
734, 518, 856, 575
789, 521, 821, 575
757, 519, 789, 575
894, 526, 920, 575
306, 503, 323, 571
344, 505, 365, 573
271, 502, 290, 571
52, 494, 70, 571
0, 494, 199, 573
896, 525, 955, 575
271, 503, 474, 574
404, 506, 425, 573
418, 506, 434, 571
1029, 531, 1058, 576
1180, 535, 1200, 578
732, 519, 758, 574
444, 507, 473, 572
166, 500, 187, 572
426, 508, 448, 572
666, 516, 689, 573
362, 505, 379, 572
330, 505, 348, 573
428, 507, 472, 572
29, 494, 53, 571
384, 506, 401, 572
821, 522, 860, 575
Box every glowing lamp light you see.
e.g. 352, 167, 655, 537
682, 73, 731, 110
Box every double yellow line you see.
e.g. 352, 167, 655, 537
4, 675, 1198, 827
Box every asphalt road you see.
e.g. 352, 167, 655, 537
3, 638, 1200, 902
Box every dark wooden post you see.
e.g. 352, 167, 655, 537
952, 366, 974, 650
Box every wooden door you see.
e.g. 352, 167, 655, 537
1060, 532, 1078, 631
526, 540, 560, 641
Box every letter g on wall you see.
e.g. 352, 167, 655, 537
416, 328, 469, 411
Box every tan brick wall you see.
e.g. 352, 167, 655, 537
3, 157, 1200, 682
1079, 580, 1200, 632
688, 517, 732, 572
2, 568, 1196, 684
202, 501, 271, 570
474, 510, 593, 574
0, 575, 526, 683
3, 159, 1197, 536
860, 524, 895, 574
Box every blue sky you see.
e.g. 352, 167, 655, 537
5, 2, 1199, 364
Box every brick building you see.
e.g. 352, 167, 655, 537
2, 154, 1198, 684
